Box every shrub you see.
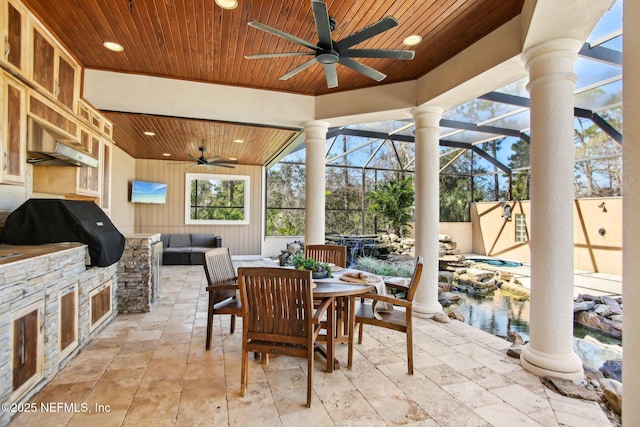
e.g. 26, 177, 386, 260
355, 256, 415, 277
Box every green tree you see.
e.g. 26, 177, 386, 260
366, 176, 414, 236
508, 139, 530, 200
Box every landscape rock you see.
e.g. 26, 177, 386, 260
573, 336, 622, 371
432, 312, 451, 323
506, 344, 522, 358
507, 330, 525, 344
602, 296, 623, 315
447, 309, 465, 322
594, 304, 612, 317
541, 376, 599, 401
574, 311, 622, 339
574, 300, 596, 312
599, 378, 622, 415
499, 280, 530, 300
600, 359, 622, 382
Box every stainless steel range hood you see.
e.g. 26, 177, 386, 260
27, 118, 99, 168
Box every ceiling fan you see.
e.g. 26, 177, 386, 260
245, 0, 415, 88
186, 147, 238, 169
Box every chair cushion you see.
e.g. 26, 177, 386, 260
169, 234, 191, 247
191, 234, 217, 247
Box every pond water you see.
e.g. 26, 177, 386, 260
466, 258, 524, 268
448, 290, 622, 368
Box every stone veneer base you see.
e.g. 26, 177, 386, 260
0, 245, 118, 427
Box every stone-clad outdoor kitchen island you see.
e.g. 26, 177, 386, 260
0, 244, 118, 427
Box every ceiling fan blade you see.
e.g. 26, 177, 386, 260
339, 57, 386, 82
323, 63, 338, 88
248, 21, 319, 52
206, 156, 221, 163
210, 162, 236, 169
245, 52, 315, 59
335, 16, 398, 51
342, 49, 415, 60
312, 0, 333, 50
279, 58, 318, 80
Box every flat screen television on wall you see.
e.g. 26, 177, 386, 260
130, 180, 168, 204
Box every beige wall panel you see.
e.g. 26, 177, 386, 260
110, 146, 135, 234
133, 159, 262, 255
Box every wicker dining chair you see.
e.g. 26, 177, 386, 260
348, 256, 424, 374
305, 244, 347, 267
238, 267, 332, 408
203, 248, 242, 350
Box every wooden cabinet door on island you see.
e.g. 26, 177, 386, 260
11, 300, 43, 400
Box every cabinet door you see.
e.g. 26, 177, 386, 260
56, 54, 75, 109
31, 26, 54, 93
29, 20, 79, 111
1, 73, 26, 184
1, 0, 27, 74
78, 127, 100, 195
13, 309, 38, 391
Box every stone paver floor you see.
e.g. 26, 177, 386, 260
8, 263, 614, 426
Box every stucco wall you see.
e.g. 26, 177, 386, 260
471, 198, 622, 275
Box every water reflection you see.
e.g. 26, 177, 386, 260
449, 290, 621, 346
451, 292, 531, 341
448, 290, 623, 369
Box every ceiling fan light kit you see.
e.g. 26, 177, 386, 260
245, 0, 415, 88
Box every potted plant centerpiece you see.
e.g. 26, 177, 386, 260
289, 254, 333, 279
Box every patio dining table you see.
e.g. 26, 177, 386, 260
312, 268, 389, 372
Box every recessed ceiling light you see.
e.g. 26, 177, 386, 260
229, 157, 238, 161
402, 35, 422, 47
143, 131, 156, 136
103, 41, 124, 52
162, 153, 171, 157
233, 139, 244, 143
215, 0, 238, 10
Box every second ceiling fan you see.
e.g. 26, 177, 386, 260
187, 147, 238, 169
245, 0, 415, 88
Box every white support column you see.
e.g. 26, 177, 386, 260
520, 39, 583, 382
304, 120, 329, 246
623, 0, 640, 422
411, 106, 444, 316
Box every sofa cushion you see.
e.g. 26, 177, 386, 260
191, 234, 217, 247
164, 246, 192, 253
169, 234, 191, 247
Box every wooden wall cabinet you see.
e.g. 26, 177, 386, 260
0, 72, 26, 184
28, 16, 79, 112
11, 299, 44, 401
77, 126, 101, 195
78, 99, 113, 139
0, 0, 28, 77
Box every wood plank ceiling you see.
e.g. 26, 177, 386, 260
21, 0, 524, 164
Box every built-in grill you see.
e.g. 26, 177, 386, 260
2, 199, 125, 267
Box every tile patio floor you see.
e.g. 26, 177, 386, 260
8, 262, 615, 426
